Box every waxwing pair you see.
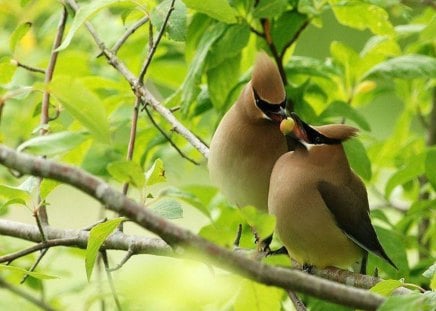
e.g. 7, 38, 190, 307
208, 53, 396, 270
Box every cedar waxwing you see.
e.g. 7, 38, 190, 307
268, 113, 397, 270
208, 53, 288, 213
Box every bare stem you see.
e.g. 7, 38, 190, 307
15, 61, 46, 74
122, 98, 141, 196
112, 17, 149, 55
37, 4, 68, 229
143, 104, 199, 165
138, 0, 176, 84
101, 251, 123, 311
0, 277, 57, 311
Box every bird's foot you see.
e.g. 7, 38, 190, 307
233, 224, 243, 248
266, 246, 289, 257
302, 263, 314, 274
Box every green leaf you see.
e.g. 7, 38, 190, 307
207, 55, 240, 109
272, 10, 307, 53
17, 131, 89, 156
425, 147, 436, 191
182, 0, 237, 23
200, 205, 245, 247
181, 23, 226, 112
40, 179, 60, 200
9, 22, 32, 53
0, 56, 17, 84
107, 160, 145, 188
319, 101, 371, 131
385, 153, 426, 199
423, 264, 436, 291
378, 293, 430, 311
145, 159, 166, 186
330, 41, 359, 79
18, 176, 39, 193
86, 218, 124, 281
239, 206, 276, 240
330, 1, 394, 36
364, 55, 436, 80
207, 24, 249, 69
370, 226, 408, 273
343, 138, 372, 181
50, 76, 111, 144
57, 0, 127, 51
150, 199, 183, 219
0, 264, 58, 280
252, 0, 288, 18
150, 0, 187, 41
285, 56, 338, 79
0, 184, 31, 202
234, 279, 283, 311
0, 198, 27, 212
370, 279, 403, 296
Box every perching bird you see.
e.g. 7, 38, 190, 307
208, 52, 288, 213
269, 113, 397, 270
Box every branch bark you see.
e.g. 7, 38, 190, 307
0, 145, 385, 310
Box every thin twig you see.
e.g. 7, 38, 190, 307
40, 5, 67, 135
0, 238, 79, 264
112, 16, 149, 55
138, 0, 175, 84
101, 251, 122, 311
38, 4, 68, 228
108, 249, 134, 272
143, 103, 199, 165
15, 60, 46, 74
20, 248, 48, 284
34, 206, 47, 242
83, 217, 108, 231
0, 277, 57, 311
122, 98, 141, 196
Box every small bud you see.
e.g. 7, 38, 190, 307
280, 117, 295, 135
355, 80, 376, 94
10, 59, 18, 66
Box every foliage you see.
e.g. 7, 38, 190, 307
0, 0, 434, 310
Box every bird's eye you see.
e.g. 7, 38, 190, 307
314, 136, 322, 144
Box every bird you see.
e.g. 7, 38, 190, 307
268, 112, 397, 271
208, 52, 288, 215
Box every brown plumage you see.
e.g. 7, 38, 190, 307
268, 113, 397, 269
208, 52, 287, 212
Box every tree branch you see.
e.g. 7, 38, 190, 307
0, 146, 385, 310
112, 16, 149, 55
65, 0, 209, 159
0, 219, 172, 263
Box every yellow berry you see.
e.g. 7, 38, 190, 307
280, 117, 295, 135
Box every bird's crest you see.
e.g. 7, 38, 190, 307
251, 52, 285, 104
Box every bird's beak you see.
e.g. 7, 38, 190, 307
290, 112, 309, 142
269, 106, 287, 123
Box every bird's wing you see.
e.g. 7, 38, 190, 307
317, 180, 397, 269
